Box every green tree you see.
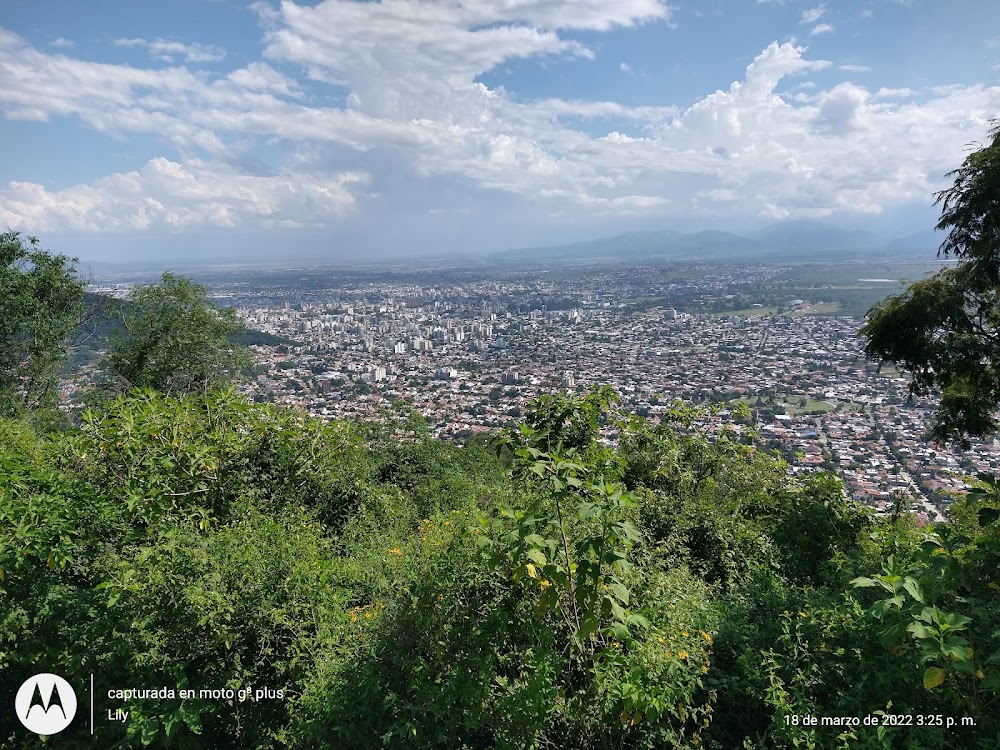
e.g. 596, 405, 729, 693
107, 272, 252, 394
861, 122, 1000, 446
0, 231, 85, 417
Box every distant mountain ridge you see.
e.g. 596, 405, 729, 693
493, 220, 943, 264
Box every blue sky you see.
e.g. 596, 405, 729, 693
2, 0, 999, 262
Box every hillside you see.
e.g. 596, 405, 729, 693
491, 222, 940, 265
2, 388, 997, 749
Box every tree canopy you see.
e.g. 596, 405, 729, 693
106, 272, 253, 394
3, 387, 998, 749
0, 231, 84, 418
861, 122, 1000, 446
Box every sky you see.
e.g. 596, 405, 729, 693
1, 0, 999, 263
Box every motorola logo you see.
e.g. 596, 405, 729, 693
15, 673, 77, 735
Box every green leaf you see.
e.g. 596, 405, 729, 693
609, 598, 626, 622
923, 667, 945, 689
850, 576, 877, 588
902, 577, 924, 603
941, 641, 972, 662
526, 548, 547, 566
978, 507, 1000, 527
140, 719, 161, 746
579, 613, 600, 640
617, 520, 642, 542
627, 613, 651, 631
609, 582, 630, 605
907, 622, 936, 640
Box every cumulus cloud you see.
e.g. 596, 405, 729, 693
254, 0, 671, 118
0, 2, 998, 233
814, 82, 868, 133
0, 158, 367, 232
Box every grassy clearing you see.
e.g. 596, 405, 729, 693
785, 302, 843, 317
781, 398, 837, 415
726, 397, 836, 416
724, 306, 780, 317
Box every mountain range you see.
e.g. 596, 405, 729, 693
492, 220, 944, 264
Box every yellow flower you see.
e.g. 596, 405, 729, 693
799, 611, 807, 619
701, 631, 713, 645
678, 650, 689, 660
388, 548, 404, 556
540, 580, 551, 591
657, 636, 666, 644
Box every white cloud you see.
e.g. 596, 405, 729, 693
814, 82, 869, 133
49, 37, 74, 49
1, 6, 999, 232
840, 64, 870, 72
0, 158, 367, 232
810, 23, 834, 35
873, 87, 912, 99
620, 62, 632, 73
113, 36, 225, 63
800, 5, 826, 24
600, 131, 651, 143
253, 0, 672, 118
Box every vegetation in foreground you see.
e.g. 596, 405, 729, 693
2, 386, 999, 749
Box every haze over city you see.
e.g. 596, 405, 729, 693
2, 0, 999, 263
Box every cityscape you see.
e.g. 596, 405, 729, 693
78, 258, 990, 524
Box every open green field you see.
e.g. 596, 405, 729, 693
781, 398, 837, 415
774, 260, 948, 287
727, 305, 780, 316
785, 302, 843, 317
729, 396, 837, 415
707, 260, 952, 318
722, 301, 843, 317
